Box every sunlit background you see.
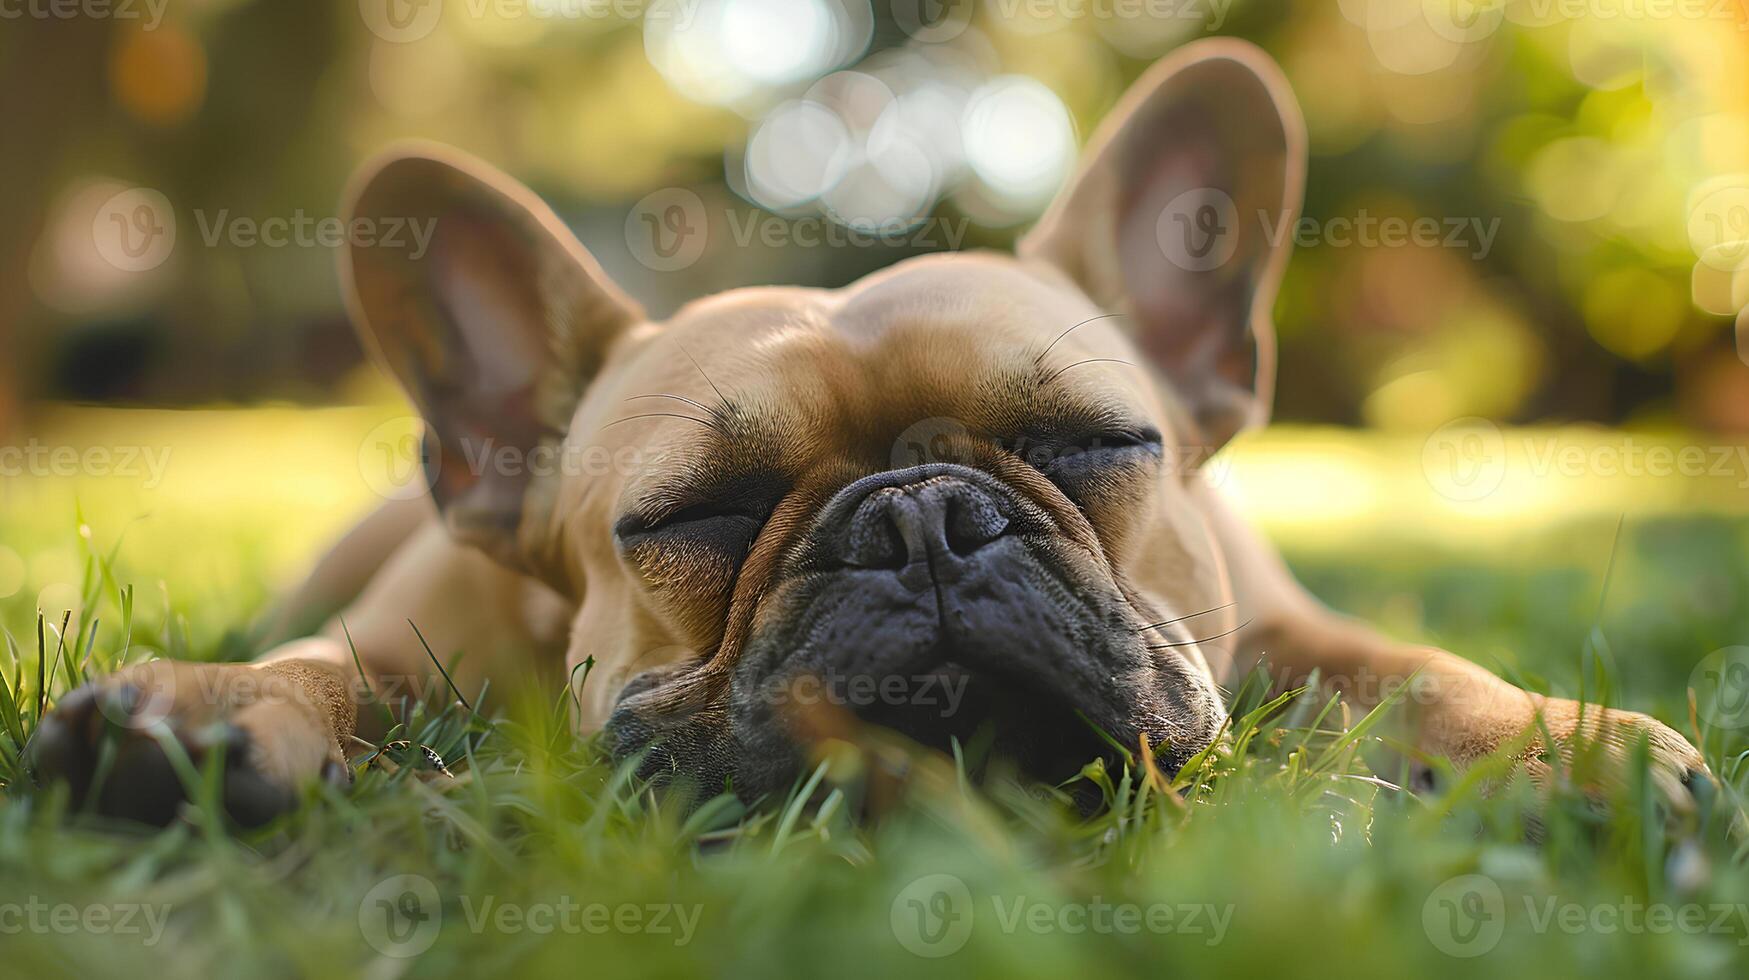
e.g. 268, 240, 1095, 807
5, 11, 1749, 974
4, 0, 1749, 620
3, 0, 1747, 424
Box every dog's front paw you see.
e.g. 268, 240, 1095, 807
1409, 687, 1710, 814
27, 660, 352, 827
1512, 698, 1709, 810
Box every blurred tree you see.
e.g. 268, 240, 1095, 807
7, 0, 1747, 432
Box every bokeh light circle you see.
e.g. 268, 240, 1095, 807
961, 77, 1075, 210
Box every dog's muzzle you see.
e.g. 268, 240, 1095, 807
608, 463, 1223, 804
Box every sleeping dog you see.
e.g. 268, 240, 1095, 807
30, 39, 1707, 824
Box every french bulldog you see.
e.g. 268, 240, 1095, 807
30, 39, 1708, 824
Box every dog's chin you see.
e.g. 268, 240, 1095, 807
608, 617, 1226, 809
845, 661, 1137, 785
608, 656, 1219, 811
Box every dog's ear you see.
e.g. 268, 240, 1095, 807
341, 142, 643, 571
1020, 39, 1305, 450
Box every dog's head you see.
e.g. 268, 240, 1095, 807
341, 39, 1304, 799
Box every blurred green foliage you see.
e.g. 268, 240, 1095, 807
6, 0, 1748, 433
2, 413, 1748, 978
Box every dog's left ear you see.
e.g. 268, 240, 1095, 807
1020, 39, 1305, 450
341, 142, 644, 572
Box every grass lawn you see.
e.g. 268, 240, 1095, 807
2, 407, 1748, 978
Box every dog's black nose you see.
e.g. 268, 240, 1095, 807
840, 473, 1010, 570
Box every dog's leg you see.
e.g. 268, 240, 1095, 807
255, 495, 433, 648
30, 521, 572, 825
1200, 482, 1707, 804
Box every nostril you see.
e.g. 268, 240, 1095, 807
943, 490, 1008, 556
841, 490, 910, 569
836, 477, 1010, 568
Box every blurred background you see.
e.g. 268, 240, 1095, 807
6, 12, 1749, 974
5, 0, 1749, 434
5, 0, 1749, 641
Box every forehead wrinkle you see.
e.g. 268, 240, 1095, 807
576, 258, 1175, 526
850, 314, 1153, 446
615, 326, 870, 515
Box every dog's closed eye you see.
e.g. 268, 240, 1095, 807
613, 502, 770, 560
609, 485, 785, 643
613, 468, 789, 565
1028, 428, 1164, 490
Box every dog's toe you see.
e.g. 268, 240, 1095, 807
28, 675, 312, 828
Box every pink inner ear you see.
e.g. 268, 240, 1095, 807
1118, 128, 1258, 375
429, 216, 550, 399
1119, 139, 1225, 328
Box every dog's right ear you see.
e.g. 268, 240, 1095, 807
341, 142, 644, 571
1019, 39, 1305, 453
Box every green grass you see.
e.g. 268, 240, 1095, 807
2, 415, 1749, 978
